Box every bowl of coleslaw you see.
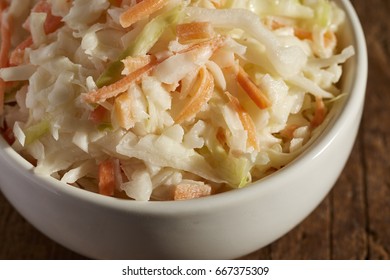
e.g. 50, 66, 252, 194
0, 0, 366, 259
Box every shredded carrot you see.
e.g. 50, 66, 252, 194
266, 18, 312, 41
323, 30, 336, 49
176, 36, 225, 55
84, 59, 157, 103
210, 0, 225, 8
109, 0, 123, 6
114, 91, 135, 130
9, 0, 63, 66
294, 27, 312, 40
0, 3, 11, 115
173, 183, 212, 200
0, 8, 11, 68
236, 66, 271, 110
98, 159, 118, 196
32, 0, 63, 33
310, 96, 327, 128
266, 18, 285, 30
175, 66, 214, 124
224, 91, 259, 151
9, 37, 33, 66
119, 0, 169, 28
176, 21, 214, 44
0, 79, 5, 115
0, 1, 8, 23
20, 0, 63, 34
89, 105, 109, 124
121, 55, 152, 75
84, 37, 224, 104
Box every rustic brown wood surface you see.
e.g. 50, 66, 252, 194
0, 0, 389, 260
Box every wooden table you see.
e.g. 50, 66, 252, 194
0, 0, 389, 260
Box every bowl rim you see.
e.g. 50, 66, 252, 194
0, 0, 368, 215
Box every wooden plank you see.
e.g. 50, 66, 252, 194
363, 70, 390, 260
351, 0, 390, 260
365, 132, 390, 259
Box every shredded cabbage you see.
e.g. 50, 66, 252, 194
0, 0, 354, 201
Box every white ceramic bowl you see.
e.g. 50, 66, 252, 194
0, 0, 367, 260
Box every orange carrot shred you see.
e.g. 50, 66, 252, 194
175, 67, 214, 124
0, 79, 5, 115
114, 91, 136, 130
236, 66, 271, 110
84, 37, 224, 104
119, 0, 169, 28
176, 36, 225, 55
210, 0, 224, 8
89, 105, 109, 124
266, 18, 312, 41
109, 0, 123, 7
98, 159, 117, 196
0, 3, 11, 115
9, 37, 33, 66
0, 9, 11, 68
294, 27, 312, 40
84, 59, 157, 103
173, 183, 212, 200
267, 18, 285, 30
121, 55, 152, 75
9, 0, 63, 66
176, 22, 214, 44
224, 91, 259, 151
323, 30, 336, 49
311, 96, 327, 128
32, 0, 63, 34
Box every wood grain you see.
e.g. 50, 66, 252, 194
1, 0, 389, 260
352, 0, 390, 260
245, 0, 390, 260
